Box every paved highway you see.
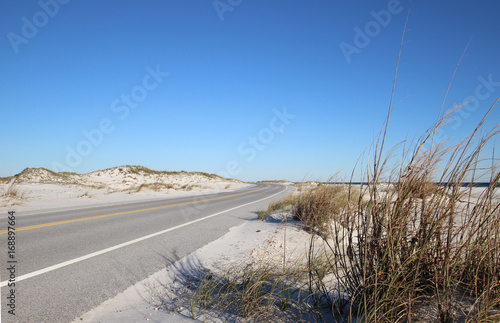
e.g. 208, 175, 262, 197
0, 183, 289, 322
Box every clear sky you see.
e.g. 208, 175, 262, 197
2, 0, 500, 182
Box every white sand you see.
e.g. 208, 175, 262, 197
6, 173, 496, 322
70, 184, 500, 322
71, 211, 315, 322
0, 166, 250, 213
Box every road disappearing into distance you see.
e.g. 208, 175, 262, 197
0, 183, 289, 322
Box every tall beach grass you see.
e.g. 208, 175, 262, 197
177, 22, 500, 322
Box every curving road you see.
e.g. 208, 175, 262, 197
0, 183, 289, 322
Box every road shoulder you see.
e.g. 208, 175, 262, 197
71, 209, 305, 322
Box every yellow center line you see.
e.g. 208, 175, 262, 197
0, 185, 270, 235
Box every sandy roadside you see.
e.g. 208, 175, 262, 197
0, 166, 251, 213
0, 182, 251, 214
71, 210, 308, 322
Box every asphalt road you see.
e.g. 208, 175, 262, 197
0, 183, 289, 322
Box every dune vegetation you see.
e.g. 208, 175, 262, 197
179, 30, 500, 322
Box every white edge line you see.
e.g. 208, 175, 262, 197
1, 185, 288, 287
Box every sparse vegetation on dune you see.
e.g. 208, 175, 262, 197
129, 183, 176, 193
0, 166, 244, 209
293, 181, 324, 192
294, 184, 365, 237
0, 180, 27, 207
0, 180, 26, 199
179, 259, 317, 322
0, 165, 237, 192
257, 194, 299, 220
100, 165, 230, 181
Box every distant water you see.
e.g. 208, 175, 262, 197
323, 182, 498, 188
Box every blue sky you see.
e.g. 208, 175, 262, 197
1, 0, 500, 182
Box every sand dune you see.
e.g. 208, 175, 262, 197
0, 165, 250, 212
